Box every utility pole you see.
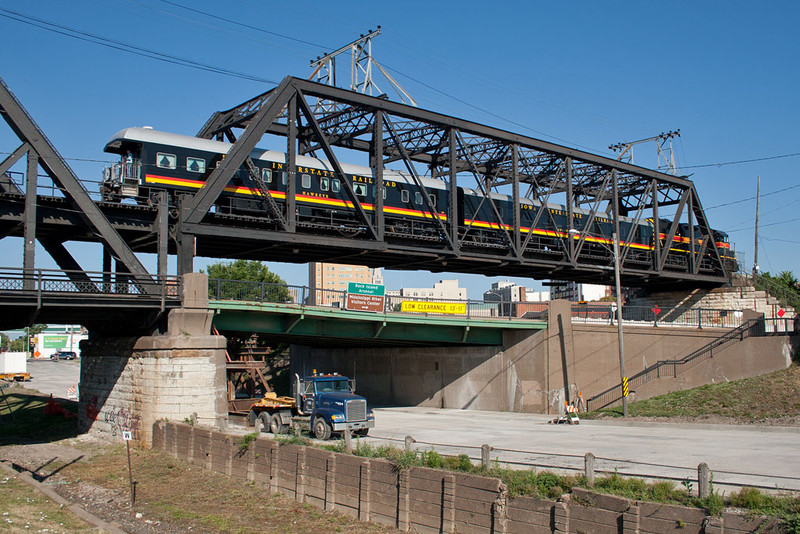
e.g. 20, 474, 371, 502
753, 175, 760, 277
612, 232, 628, 418
309, 27, 417, 107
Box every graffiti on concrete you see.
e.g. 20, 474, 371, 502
86, 395, 99, 421
101, 405, 142, 439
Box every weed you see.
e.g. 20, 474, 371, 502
237, 431, 259, 452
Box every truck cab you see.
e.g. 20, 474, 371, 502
296, 372, 375, 440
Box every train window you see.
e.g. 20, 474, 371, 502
331, 178, 340, 192
401, 190, 409, 203
383, 188, 387, 200
414, 192, 422, 205
186, 157, 205, 173
320, 177, 329, 191
262, 169, 272, 183
428, 194, 436, 208
302, 174, 311, 189
281, 173, 287, 185
353, 183, 368, 197
156, 152, 176, 170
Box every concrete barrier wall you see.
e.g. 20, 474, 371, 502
293, 317, 795, 415
152, 421, 778, 533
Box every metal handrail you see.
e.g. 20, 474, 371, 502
0, 267, 181, 299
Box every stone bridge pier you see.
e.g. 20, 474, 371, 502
78, 274, 227, 446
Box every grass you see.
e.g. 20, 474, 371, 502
585, 364, 800, 422
0, 474, 97, 533
0, 386, 79, 445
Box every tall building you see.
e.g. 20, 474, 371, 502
483, 280, 548, 303
308, 262, 378, 306
385, 279, 467, 300
548, 280, 612, 302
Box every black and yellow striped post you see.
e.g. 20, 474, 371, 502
622, 376, 629, 398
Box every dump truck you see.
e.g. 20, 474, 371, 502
248, 371, 374, 440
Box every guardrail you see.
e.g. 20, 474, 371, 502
208, 278, 548, 321
586, 317, 796, 411
571, 303, 745, 329
373, 433, 800, 493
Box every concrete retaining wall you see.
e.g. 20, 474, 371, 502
152, 421, 779, 533
293, 300, 795, 414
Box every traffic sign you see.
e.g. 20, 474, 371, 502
345, 293, 385, 313
347, 282, 385, 296
400, 301, 467, 315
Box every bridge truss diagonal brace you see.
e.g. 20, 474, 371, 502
295, 89, 379, 241
0, 75, 154, 286
186, 78, 296, 226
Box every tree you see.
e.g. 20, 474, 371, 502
203, 260, 291, 303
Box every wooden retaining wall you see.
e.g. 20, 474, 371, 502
152, 422, 779, 533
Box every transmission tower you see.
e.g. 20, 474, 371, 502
609, 129, 681, 175
309, 27, 417, 107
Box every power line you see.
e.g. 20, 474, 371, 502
0, 8, 278, 85
681, 150, 800, 170
705, 182, 800, 210
727, 215, 800, 233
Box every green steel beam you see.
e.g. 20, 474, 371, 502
209, 300, 546, 347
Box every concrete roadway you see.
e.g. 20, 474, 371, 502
367, 407, 800, 493
16, 360, 799, 493
21, 358, 81, 399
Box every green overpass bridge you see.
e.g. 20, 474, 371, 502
209, 299, 547, 347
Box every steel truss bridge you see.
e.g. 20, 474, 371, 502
0, 74, 732, 316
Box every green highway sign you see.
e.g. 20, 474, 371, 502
347, 282, 385, 297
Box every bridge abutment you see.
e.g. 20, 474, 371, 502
78, 274, 227, 445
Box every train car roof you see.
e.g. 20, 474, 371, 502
105, 127, 447, 189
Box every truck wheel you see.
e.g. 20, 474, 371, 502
354, 428, 369, 437
256, 412, 270, 433
313, 417, 331, 440
269, 413, 288, 435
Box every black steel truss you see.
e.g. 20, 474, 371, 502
188, 76, 730, 286
0, 75, 157, 292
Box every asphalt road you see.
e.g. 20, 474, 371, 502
16, 359, 799, 493
367, 407, 800, 493
22, 358, 80, 398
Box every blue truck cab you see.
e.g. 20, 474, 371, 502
295, 372, 375, 440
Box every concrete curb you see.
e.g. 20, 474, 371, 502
0, 460, 128, 534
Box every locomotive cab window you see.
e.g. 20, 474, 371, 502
186, 157, 205, 173
414, 192, 422, 205
156, 152, 176, 170
401, 190, 410, 203
320, 177, 329, 191
302, 174, 311, 189
262, 168, 272, 183
331, 178, 340, 192
428, 194, 436, 207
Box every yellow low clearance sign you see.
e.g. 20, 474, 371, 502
401, 301, 467, 315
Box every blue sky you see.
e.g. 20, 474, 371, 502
1, 1, 798, 298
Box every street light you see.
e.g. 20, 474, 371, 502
569, 229, 628, 417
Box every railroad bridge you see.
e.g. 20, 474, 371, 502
0, 74, 784, 447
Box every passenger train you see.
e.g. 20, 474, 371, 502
100, 127, 738, 273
